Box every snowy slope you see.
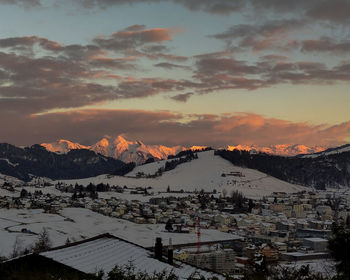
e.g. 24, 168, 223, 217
226, 144, 325, 157
301, 144, 350, 158
0, 173, 23, 185
59, 150, 306, 198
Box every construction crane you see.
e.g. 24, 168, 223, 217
196, 212, 201, 254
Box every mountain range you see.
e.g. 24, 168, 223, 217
41, 136, 186, 165
41, 135, 326, 163
225, 144, 325, 157
0, 139, 349, 188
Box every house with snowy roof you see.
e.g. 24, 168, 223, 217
3, 233, 225, 279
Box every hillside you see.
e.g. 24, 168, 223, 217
216, 149, 350, 189
301, 144, 350, 158
0, 143, 126, 181
59, 150, 306, 198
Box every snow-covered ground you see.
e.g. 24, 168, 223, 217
0, 174, 23, 186
281, 259, 336, 277
0, 208, 237, 258
301, 144, 350, 158
58, 151, 306, 199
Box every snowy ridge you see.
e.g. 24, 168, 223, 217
300, 144, 350, 158
91, 135, 184, 164
41, 139, 90, 154
0, 158, 19, 167
42, 136, 185, 164
226, 144, 325, 157
41, 138, 327, 163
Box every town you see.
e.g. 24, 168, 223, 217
1, 178, 347, 278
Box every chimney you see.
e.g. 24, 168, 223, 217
155, 237, 163, 261
168, 238, 173, 265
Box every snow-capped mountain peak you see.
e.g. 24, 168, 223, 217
41, 139, 90, 154
42, 136, 185, 164
225, 144, 325, 157
41, 136, 330, 163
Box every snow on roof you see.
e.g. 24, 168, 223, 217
303, 237, 328, 242
283, 252, 327, 257
41, 234, 224, 280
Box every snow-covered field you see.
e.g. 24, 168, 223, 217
0, 208, 237, 258
0, 174, 22, 185
282, 259, 336, 277
58, 150, 306, 199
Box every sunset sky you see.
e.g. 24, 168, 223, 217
0, 0, 350, 147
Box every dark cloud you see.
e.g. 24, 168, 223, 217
248, 0, 317, 13
0, 50, 131, 115
154, 62, 189, 70
0, 26, 190, 115
192, 53, 350, 92
0, 36, 62, 52
89, 56, 137, 70
2, 0, 350, 27
0, 0, 40, 6
306, 0, 350, 24
212, 19, 305, 52
141, 45, 169, 53
170, 92, 194, 102
301, 37, 350, 54
195, 57, 259, 75
0, 50, 194, 115
173, 0, 243, 15
93, 25, 173, 52
125, 49, 188, 62
74, 0, 245, 15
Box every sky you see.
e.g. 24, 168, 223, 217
0, 0, 350, 147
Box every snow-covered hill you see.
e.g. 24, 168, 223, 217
226, 144, 325, 157
301, 144, 350, 158
59, 150, 306, 199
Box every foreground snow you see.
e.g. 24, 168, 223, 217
0, 208, 237, 258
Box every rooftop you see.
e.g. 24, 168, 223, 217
41, 233, 224, 279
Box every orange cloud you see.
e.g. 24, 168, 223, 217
1, 110, 349, 149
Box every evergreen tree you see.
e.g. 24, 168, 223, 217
328, 224, 350, 279
165, 219, 173, 232
33, 228, 51, 253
